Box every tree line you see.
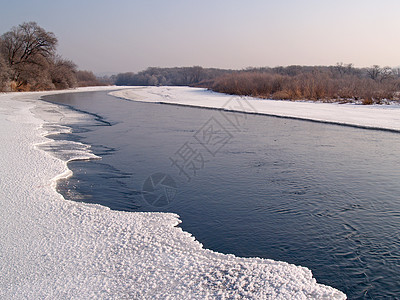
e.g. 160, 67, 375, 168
113, 66, 231, 86
115, 64, 400, 104
0, 22, 104, 92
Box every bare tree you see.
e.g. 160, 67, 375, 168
379, 66, 393, 82
182, 66, 204, 84
334, 62, 354, 77
49, 56, 77, 89
15, 55, 53, 90
0, 22, 57, 88
0, 52, 10, 91
367, 65, 382, 81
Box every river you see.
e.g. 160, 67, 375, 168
43, 90, 400, 299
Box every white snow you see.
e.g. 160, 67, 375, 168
0, 87, 346, 299
111, 86, 400, 132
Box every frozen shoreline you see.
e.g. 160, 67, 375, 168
110, 86, 400, 132
0, 87, 345, 299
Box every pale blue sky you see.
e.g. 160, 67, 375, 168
1, 0, 399, 73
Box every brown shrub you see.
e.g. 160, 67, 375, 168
210, 67, 400, 103
271, 90, 291, 100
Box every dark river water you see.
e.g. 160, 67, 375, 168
43, 91, 400, 299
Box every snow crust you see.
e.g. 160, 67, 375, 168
111, 86, 400, 132
0, 87, 346, 299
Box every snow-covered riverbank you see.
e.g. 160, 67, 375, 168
111, 86, 400, 132
0, 87, 345, 299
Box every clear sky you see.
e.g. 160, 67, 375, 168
1, 0, 399, 74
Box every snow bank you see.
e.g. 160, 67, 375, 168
0, 87, 346, 299
111, 86, 400, 132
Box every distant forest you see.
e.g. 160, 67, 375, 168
115, 64, 400, 104
114, 67, 231, 87
0, 22, 106, 92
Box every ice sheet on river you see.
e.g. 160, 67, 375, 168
111, 86, 400, 132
